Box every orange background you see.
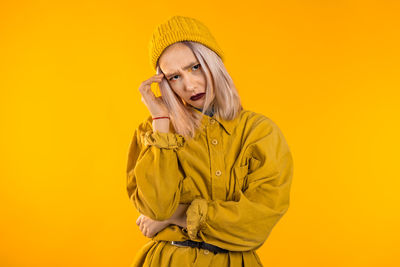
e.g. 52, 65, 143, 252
1, 1, 399, 266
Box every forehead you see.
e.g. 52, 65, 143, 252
158, 43, 197, 74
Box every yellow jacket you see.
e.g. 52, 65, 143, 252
126, 107, 294, 266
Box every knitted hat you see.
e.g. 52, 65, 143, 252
148, 15, 224, 70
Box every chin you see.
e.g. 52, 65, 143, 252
192, 102, 205, 109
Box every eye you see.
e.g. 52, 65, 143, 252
169, 64, 201, 81
192, 64, 201, 70
169, 75, 179, 81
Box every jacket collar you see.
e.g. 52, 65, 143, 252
190, 106, 240, 135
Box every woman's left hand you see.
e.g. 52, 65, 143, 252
136, 214, 170, 238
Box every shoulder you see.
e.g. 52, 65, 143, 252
239, 109, 279, 135
239, 110, 291, 158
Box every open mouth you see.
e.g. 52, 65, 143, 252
190, 93, 205, 101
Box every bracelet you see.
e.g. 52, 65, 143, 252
152, 116, 170, 120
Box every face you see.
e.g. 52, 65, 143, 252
158, 42, 207, 109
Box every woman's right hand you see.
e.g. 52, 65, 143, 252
136, 214, 171, 238
139, 73, 169, 117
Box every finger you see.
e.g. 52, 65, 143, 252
138, 218, 145, 228
141, 75, 164, 87
149, 73, 164, 80
139, 82, 162, 98
139, 91, 156, 108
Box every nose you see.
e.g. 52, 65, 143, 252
184, 76, 196, 92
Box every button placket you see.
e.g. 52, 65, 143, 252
207, 118, 226, 200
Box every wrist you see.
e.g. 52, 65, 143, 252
168, 204, 189, 227
152, 118, 170, 133
151, 113, 169, 118
166, 217, 176, 225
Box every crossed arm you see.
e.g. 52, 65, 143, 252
128, 116, 293, 251
136, 204, 189, 238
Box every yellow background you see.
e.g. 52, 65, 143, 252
1, 0, 399, 266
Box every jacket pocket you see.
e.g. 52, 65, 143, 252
248, 156, 261, 173
241, 156, 262, 192
233, 163, 249, 194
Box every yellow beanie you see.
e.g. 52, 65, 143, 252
148, 15, 224, 70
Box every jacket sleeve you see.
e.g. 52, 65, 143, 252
185, 117, 294, 251
126, 117, 186, 221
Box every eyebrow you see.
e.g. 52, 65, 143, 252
164, 61, 199, 78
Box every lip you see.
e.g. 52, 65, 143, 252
190, 93, 205, 101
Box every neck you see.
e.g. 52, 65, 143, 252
193, 106, 215, 117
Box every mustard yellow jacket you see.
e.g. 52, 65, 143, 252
126, 107, 294, 267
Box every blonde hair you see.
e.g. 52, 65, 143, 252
156, 41, 243, 140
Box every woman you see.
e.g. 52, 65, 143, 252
126, 15, 294, 267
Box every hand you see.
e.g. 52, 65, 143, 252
135, 204, 189, 238
138, 73, 169, 117
136, 214, 171, 238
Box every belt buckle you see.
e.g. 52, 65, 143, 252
171, 241, 187, 248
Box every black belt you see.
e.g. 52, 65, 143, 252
171, 240, 229, 254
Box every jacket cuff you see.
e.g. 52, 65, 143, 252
186, 198, 208, 240
141, 130, 185, 150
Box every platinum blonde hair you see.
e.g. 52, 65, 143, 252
156, 41, 243, 140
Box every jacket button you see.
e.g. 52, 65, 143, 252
215, 170, 221, 176
204, 249, 209, 255
212, 139, 218, 145
210, 119, 215, 124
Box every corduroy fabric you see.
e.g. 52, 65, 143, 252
149, 15, 224, 70
127, 106, 294, 266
